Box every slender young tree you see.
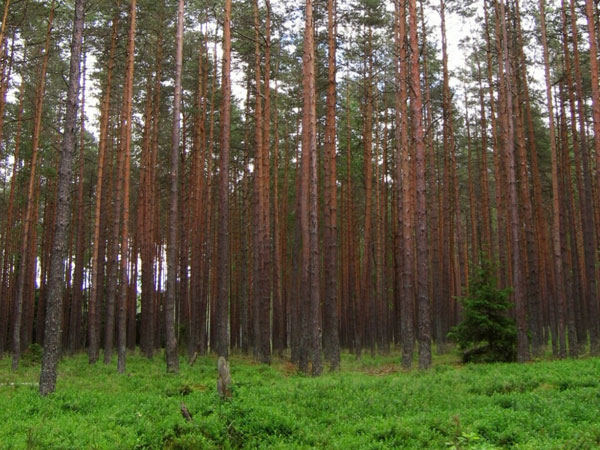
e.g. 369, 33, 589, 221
39, 0, 85, 395
299, 0, 321, 375
166, 0, 183, 372
362, 24, 375, 355
69, 45, 87, 353
408, 0, 431, 369
214, 0, 231, 358
260, 0, 272, 365
0, 75, 24, 355
323, 0, 340, 370
12, 0, 55, 371
583, 0, 600, 355
497, 0, 529, 361
117, 0, 137, 374
189, 33, 208, 358
539, 0, 568, 358
88, 7, 119, 364
251, 0, 271, 364
395, 0, 414, 369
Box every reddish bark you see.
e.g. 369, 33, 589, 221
214, 0, 231, 359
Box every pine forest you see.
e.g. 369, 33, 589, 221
1, 0, 600, 407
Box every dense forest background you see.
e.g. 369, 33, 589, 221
1, 0, 600, 392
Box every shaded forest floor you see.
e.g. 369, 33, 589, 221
1, 349, 600, 449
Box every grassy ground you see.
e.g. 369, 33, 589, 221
1, 348, 599, 449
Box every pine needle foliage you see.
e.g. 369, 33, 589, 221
449, 259, 517, 363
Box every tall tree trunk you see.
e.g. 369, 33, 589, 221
272, 74, 284, 357
69, 46, 87, 353
361, 26, 374, 355
24, 183, 40, 350
88, 8, 119, 364
103, 66, 130, 365
539, 0, 567, 358
484, 0, 508, 286
252, 0, 272, 364
117, 0, 136, 374
557, 85, 581, 356
408, 0, 431, 369
166, 0, 183, 372
513, 0, 544, 356
464, 95, 478, 269
300, 0, 321, 375
138, 77, 154, 357
562, 0, 593, 350
215, 0, 231, 359
39, 0, 85, 395
475, 58, 492, 259
189, 36, 207, 359
0, 76, 24, 355
439, 0, 457, 346
583, 0, 600, 355
496, 0, 529, 361
323, 0, 340, 370
395, 0, 414, 369
12, 0, 55, 370
250, 2, 261, 361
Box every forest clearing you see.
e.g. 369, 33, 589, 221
2, 351, 600, 449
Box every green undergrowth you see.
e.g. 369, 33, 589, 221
1, 350, 600, 449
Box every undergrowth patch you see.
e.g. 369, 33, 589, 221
0, 351, 599, 448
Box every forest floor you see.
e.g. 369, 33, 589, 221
1, 348, 599, 449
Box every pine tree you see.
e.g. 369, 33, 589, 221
39, 0, 85, 396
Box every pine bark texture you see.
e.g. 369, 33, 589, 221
12, 1, 55, 371
323, 0, 340, 370
215, 0, 231, 359
408, 0, 431, 369
166, 0, 183, 372
39, 0, 85, 396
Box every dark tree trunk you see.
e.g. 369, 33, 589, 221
214, 0, 231, 359
69, 47, 87, 353
299, 0, 322, 375
322, 0, 340, 370
408, 0, 431, 369
539, 0, 567, 358
117, 0, 136, 374
88, 8, 119, 364
395, 0, 414, 369
39, 0, 85, 395
0, 77, 24, 355
166, 0, 183, 372
496, 0, 529, 362
583, 0, 600, 354
12, 1, 55, 371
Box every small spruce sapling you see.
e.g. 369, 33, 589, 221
448, 259, 517, 363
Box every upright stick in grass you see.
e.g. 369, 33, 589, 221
217, 356, 232, 398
